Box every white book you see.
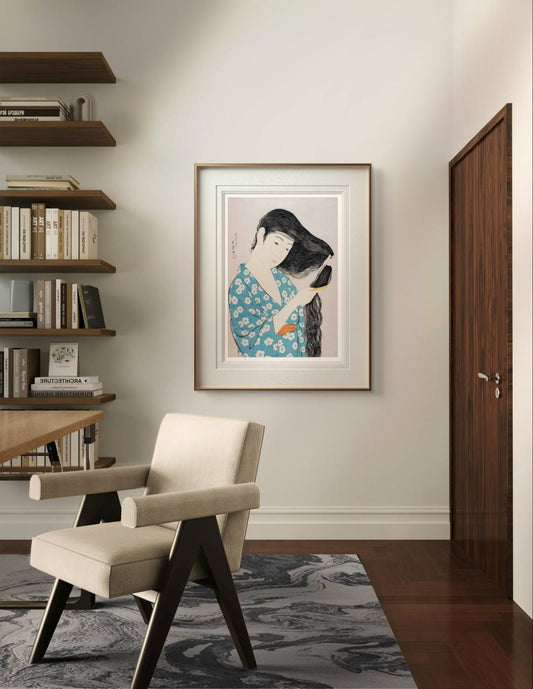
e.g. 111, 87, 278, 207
10, 208, 20, 260
45, 208, 59, 259
63, 209, 72, 259
54, 279, 64, 329
79, 211, 98, 259
20, 208, 31, 259
44, 280, 52, 329
71, 211, 79, 259
71, 283, 79, 329
34, 376, 100, 384
31, 382, 103, 391
3, 206, 11, 259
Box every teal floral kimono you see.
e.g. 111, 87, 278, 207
228, 264, 307, 357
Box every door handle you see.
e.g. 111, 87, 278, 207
478, 372, 501, 384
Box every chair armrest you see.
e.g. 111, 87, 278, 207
121, 482, 260, 528
29, 464, 151, 500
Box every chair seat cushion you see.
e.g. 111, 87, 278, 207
30, 522, 205, 599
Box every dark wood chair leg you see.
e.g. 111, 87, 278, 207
133, 595, 153, 624
29, 578, 73, 664
200, 517, 256, 669
130, 519, 203, 689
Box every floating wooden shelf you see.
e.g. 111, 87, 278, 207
0, 121, 116, 147
0, 457, 116, 480
0, 259, 116, 273
0, 394, 116, 406
0, 328, 115, 336
0, 190, 116, 209
0, 52, 116, 83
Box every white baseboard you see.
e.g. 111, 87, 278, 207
0, 506, 450, 541
247, 506, 450, 539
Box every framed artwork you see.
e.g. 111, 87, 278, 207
194, 164, 371, 390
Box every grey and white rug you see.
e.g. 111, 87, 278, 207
0, 554, 416, 688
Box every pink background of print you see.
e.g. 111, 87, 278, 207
226, 195, 339, 358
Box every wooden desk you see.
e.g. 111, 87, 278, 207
0, 410, 103, 464
0, 409, 105, 610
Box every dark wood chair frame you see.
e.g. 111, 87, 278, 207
29, 490, 256, 689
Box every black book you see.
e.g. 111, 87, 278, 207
79, 285, 106, 329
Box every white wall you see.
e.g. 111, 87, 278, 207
452, 0, 532, 619
0, 1, 453, 541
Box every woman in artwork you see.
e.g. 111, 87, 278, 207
228, 208, 333, 357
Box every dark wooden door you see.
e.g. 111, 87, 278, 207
450, 104, 512, 596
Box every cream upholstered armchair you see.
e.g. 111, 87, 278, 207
28, 413, 264, 689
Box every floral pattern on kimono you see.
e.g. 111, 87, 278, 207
228, 264, 307, 357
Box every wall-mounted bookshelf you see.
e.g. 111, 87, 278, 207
0, 190, 116, 209
0, 121, 116, 147
0, 52, 116, 83
0, 394, 116, 406
0, 51, 118, 478
0, 328, 115, 336
0, 260, 116, 273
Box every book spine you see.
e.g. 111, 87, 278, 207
55, 279, 63, 329
0, 206, 3, 259
12, 348, 21, 397
70, 431, 79, 468
57, 209, 64, 259
0, 351, 3, 396
30, 389, 103, 397
60, 281, 67, 329
45, 208, 59, 260
7, 174, 79, 183
19, 349, 28, 398
31, 203, 38, 259
88, 212, 98, 259
3, 206, 11, 259
2, 114, 67, 122
20, 208, 31, 259
44, 280, 52, 329
35, 376, 100, 384
66, 282, 73, 328
79, 212, 88, 259
3, 347, 9, 397
63, 210, 71, 260
78, 284, 88, 328
0, 107, 65, 117
37, 203, 45, 259
72, 283, 79, 329
71, 211, 79, 259
36, 279, 45, 328
10, 208, 20, 260
31, 383, 103, 390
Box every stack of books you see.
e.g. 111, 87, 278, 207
30, 375, 103, 398
0, 205, 98, 260
6, 174, 80, 191
0, 97, 70, 122
0, 311, 37, 328
1, 348, 40, 397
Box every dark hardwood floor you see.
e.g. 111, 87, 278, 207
3, 539, 531, 689
244, 540, 532, 689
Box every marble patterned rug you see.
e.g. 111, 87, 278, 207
0, 554, 416, 689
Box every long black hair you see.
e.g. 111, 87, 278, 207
254, 209, 334, 357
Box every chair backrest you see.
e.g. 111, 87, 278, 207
145, 413, 264, 571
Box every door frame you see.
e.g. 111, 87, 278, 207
449, 104, 513, 596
